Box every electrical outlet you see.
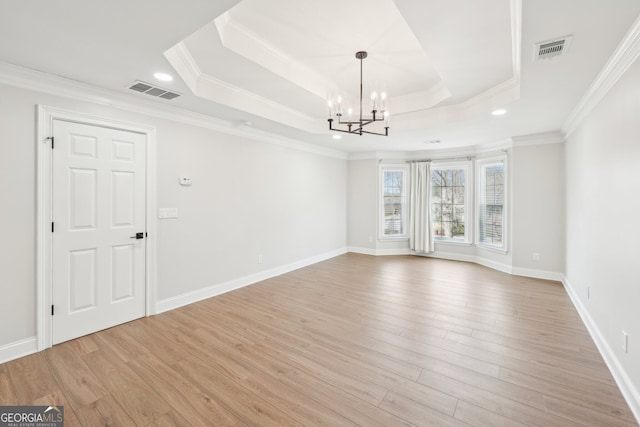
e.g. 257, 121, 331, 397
258, 254, 263, 264
532, 252, 540, 261
622, 331, 628, 353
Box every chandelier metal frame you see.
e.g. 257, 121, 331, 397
327, 51, 389, 137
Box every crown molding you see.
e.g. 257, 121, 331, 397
0, 61, 347, 160
163, 41, 201, 91
347, 130, 563, 161
348, 140, 513, 161
512, 131, 564, 147
214, 12, 331, 99
562, 14, 640, 139
510, 0, 523, 82
164, 42, 325, 134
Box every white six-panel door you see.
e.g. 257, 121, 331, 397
52, 119, 146, 344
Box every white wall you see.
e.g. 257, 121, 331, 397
565, 56, 640, 410
346, 147, 565, 279
0, 82, 347, 349
347, 159, 378, 251
0, 85, 38, 346
156, 123, 347, 301
511, 143, 565, 274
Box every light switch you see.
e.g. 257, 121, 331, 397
159, 208, 178, 219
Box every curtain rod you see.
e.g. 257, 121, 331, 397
406, 156, 474, 163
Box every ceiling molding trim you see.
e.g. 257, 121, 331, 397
163, 42, 201, 93
348, 151, 384, 161
562, 13, 640, 139
199, 9, 464, 118
512, 131, 565, 147
214, 12, 335, 99
393, 76, 520, 130
473, 138, 513, 154
0, 61, 347, 160
165, 43, 325, 134
229, 125, 349, 160
213, 11, 231, 44
198, 73, 317, 124
460, 77, 521, 112
348, 139, 515, 161
390, 81, 451, 114
510, 0, 523, 82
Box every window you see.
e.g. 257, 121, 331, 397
477, 159, 506, 250
380, 166, 408, 238
431, 163, 471, 243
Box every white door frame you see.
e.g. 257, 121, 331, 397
36, 105, 158, 350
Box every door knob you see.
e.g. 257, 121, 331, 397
130, 232, 144, 239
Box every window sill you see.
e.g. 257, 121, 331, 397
379, 236, 409, 241
476, 243, 508, 254
434, 240, 472, 247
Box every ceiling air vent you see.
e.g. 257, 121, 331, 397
127, 81, 181, 100
534, 35, 573, 61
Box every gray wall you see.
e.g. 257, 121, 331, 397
347, 159, 378, 251
565, 56, 640, 396
346, 146, 565, 278
511, 143, 565, 273
0, 82, 348, 347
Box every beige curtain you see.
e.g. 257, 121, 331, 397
409, 162, 434, 254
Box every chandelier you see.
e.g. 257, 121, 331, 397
327, 51, 389, 136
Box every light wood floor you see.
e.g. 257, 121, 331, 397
1, 254, 637, 426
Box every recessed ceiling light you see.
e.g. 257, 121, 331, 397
425, 139, 441, 144
332, 134, 342, 140
153, 72, 173, 82
492, 109, 507, 116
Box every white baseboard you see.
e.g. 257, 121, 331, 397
347, 246, 411, 256
511, 266, 564, 281
376, 248, 411, 256
426, 251, 517, 277
475, 257, 513, 275
349, 248, 563, 282
425, 251, 477, 264
155, 247, 348, 314
347, 246, 377, 256
562, 276, 640, 424
0, 337, 38, 365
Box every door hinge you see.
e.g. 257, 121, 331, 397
51, 222, 55, 232
45, 136, 55, 149
51, 305, 55, 316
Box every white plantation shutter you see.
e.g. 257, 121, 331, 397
478, 162, 505, 246
382, 168, 407, 237
431, 167, 467, 241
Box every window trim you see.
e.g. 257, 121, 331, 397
378, 164, 409, 240
475, 155, 508, 253
431, 160, 473, 244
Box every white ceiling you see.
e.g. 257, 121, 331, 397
1, 0, 639, 152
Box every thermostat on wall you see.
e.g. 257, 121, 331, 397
179, 176, 192, 186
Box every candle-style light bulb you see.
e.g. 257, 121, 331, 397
380, 92, 387, 111
384, 110, 390, 126
371, 91, 378, 111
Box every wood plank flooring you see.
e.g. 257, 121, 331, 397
1, 254, 637, 426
